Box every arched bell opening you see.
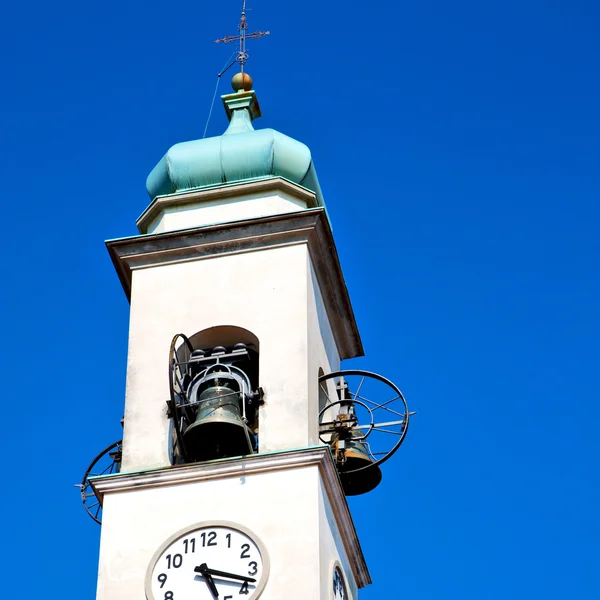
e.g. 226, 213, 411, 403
168, 326, 263, 466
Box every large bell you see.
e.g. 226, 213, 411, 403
335, 437, 382, 496
183, 380, 255, 462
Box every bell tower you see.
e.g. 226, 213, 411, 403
81, 9, 412, 600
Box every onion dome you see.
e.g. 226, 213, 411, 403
146, 77, 324, 206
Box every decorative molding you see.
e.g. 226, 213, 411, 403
222, 89, 262, 121
136, 177, 319, 234
107, 208, 363, 359
91, 447, 371, 588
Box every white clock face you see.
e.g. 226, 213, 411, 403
146, 523, 268, 600
333, 566, 348, 600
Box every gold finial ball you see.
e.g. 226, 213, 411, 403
232, 72, 253, 92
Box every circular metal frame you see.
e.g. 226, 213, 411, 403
318, 369, 410, 474
169, 333, 194, 463
79, 439, 122, 524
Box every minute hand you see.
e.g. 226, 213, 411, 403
197, 566, 256, 583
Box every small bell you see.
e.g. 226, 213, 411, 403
334, 436, 382, 496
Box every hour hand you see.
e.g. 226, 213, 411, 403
197, 565, 256, 583
195, 563, 219, 598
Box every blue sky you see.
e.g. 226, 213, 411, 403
0, 0, 598, 598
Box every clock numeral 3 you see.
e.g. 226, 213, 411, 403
248, 561, 258, 576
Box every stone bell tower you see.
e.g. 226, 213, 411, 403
89, 66, 373, 600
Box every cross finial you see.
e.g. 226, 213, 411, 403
215, 1, 270, 74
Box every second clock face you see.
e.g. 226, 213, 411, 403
333, 565, 348, 600
146, 523, 268, 600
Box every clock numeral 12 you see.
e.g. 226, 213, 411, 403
199, 531, 217, 547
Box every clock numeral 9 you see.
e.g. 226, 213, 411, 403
165, 554, 183, 569
248, 561, 258, 576
157, 573, 167, 588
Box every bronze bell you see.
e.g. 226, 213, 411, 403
334, 436, 382, 496
183, 377, 255, 462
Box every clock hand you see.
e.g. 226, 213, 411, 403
195, 563, 219, 598
194, 565, 256, 583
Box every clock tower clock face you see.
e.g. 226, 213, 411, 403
145, 522, 269, 600
332, 565, 348, 600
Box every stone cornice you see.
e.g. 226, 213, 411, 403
136, 177, 319, 234
91, 447, 371, 588
107, 208, 363, 359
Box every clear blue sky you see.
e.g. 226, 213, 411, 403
1, 0, 598, 598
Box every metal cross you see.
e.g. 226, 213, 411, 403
215, 0, 270, 73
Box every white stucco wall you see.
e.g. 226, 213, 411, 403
96, 464, 352, 600
318, 480, 359, 600
307, 257, 340, 444
122, 242, 341, 472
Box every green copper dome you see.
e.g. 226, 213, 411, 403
146, 90, 324, 204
